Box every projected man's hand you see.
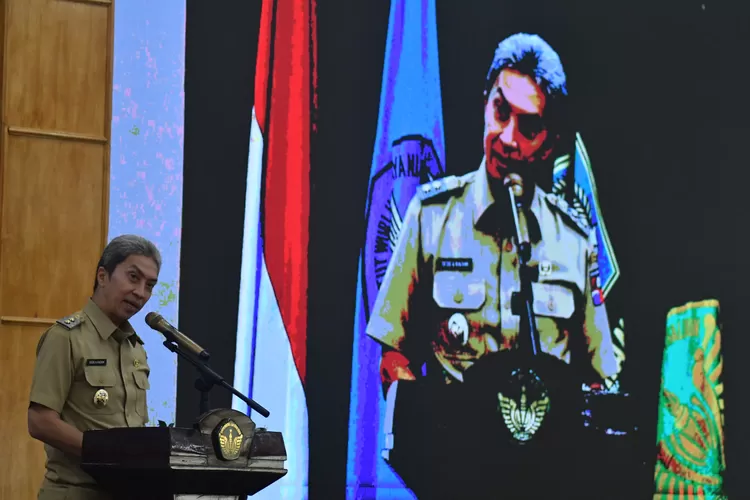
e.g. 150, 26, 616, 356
604, 318, 626, 391
380, 349, 416, 395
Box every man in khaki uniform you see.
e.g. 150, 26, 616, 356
28, 234, 160, 500
368, 162, 618, 384
368, 33, 619, 437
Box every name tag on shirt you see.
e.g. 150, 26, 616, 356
436, 258, 473, 272
86, 359, 107, 367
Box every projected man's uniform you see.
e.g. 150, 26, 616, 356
366, 34, 622, 482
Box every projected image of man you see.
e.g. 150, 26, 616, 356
367, 32, 621, 435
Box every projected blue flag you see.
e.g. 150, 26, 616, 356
346, 0, 445, 498
552, 133, 621, 304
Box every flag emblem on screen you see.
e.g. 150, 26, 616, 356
346, 0, 446, 495
552, 133, 620, 303
363, 134, 444, 314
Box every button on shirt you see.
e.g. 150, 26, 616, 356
29, 299, 151, 490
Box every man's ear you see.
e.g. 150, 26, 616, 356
95, 266, 109, 288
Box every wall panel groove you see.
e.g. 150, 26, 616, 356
61, 0, 113, 5
0, 317, 56, 327
7, 126, 107, 144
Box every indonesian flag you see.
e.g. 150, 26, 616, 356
232, 0, 315, 498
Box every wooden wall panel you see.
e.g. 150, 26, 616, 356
5, 0, 111, 136
1, 135, 106, 318
0, 324, 48, 500
0, 0, 115, 497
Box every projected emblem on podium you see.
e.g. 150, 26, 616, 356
213, 419, 244, 461
498, 368, 550, 444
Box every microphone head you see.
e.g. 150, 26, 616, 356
145, 312, 161, 327
503, 173, 524, 199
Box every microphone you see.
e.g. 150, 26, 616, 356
504, 173, 528, 244
145, 312, 210, 361
504, 172, 525, 199
504, 173, 541, 356
145, 312, 270, 418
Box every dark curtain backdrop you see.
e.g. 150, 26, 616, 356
178, 0, 261, 425
179, 0, 750, 498
311, 1, 391, 498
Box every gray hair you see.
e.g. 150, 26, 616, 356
93, 234, 162, 291
484, 33, 569, 143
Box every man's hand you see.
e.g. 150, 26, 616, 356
380, 349, 417, 394
28, 403, 84, 457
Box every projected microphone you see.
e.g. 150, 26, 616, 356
503, 173, 541, 357
145, 312, 210, 361
504, 173, 528, 244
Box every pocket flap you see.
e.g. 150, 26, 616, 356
433, 272, 486, 310
83, 365, 116, 388
531, 282, 575, 319
133, 371, 151, 390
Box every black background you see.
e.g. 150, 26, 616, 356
179, 0, 750, 498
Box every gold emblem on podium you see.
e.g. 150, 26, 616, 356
93, 389, 109, 408
497, 368, 550, 443
213, 419, 244, 461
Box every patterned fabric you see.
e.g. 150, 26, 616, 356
654, 300, 726, 499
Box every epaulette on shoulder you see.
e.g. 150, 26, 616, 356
545, 193, 591, 236
56, 312, 85, 330
416, 175, 466, 203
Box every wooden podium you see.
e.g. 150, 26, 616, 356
80, 408, 287, 500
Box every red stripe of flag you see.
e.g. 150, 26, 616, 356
260, 0, 312, 384
254, 0, 273, 131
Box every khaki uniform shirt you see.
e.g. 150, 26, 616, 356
29, 299, 151, 498
367, 162, 618, 382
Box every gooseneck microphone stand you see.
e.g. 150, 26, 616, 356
507, 185, 542, 357
161, 340, 270, 419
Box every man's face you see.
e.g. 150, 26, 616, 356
96, 254, 159, 325
483, 68, 552, 180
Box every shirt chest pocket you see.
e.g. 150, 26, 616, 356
530, 282, 576, 319
76, 365, 119, 415
133, 365, 151, 418
433, 272, 486, 312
